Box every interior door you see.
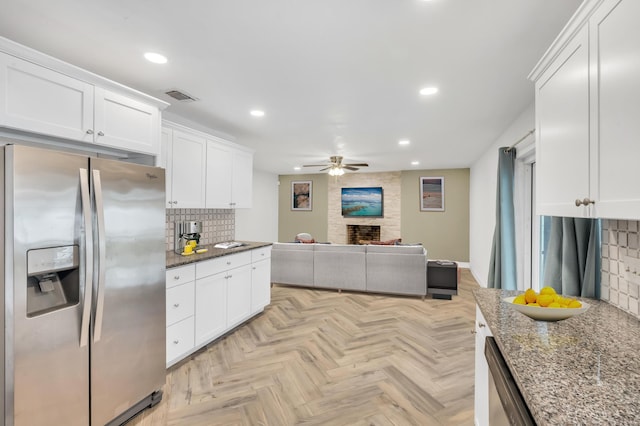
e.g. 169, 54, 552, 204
89, 158, 166, 425
8, 145, 90, 426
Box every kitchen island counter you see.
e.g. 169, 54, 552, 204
166, 241, 272, 268
475, 288, 640, 425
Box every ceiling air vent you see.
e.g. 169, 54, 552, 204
164, 89, 198, 102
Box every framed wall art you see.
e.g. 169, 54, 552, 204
291, 180, 312, 210
420, 176, 444, 211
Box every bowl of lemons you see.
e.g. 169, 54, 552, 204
504, 287, 590, 322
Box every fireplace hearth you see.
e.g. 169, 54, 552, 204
347, 225, 381, 245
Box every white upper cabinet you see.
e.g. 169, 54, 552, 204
530, 0, 640, 219
534, 26, 591, 218
0, 39, 166, 156
205, 138, 253, 209
0, 53, 94, 142
93, 87, 160, 155
590, 0, 640, 220
165, 128, 207, 209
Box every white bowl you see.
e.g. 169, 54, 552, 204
503, 296, 590, 322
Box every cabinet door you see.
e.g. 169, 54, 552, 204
170, 129, 206, 208
0, 52, 94, 142
166, 316, 195, 366
166, 281, 195, 327
474, 306, 492, 426
94, 87, 160, 155
161, 127, 174, 207
205, 140, 233, 208
232, 150, 253, 208
195, 272, 227, 346
591, 0, 640, 219
226, 264, 253, 327
251, 258, 271, 314
535, 25, 591, 217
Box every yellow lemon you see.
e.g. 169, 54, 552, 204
513, 295, 527, 305
524, 288, 537, 304
548, 302, 562, 308
540, 286, 557, 296
568, 300, 582, 309
527, 302, 540, 307
538, 294, 554, 307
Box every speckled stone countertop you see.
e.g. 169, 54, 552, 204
166, 241, 272, 268
475, 288, 640, 425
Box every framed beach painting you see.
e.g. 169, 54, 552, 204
420, 177, 444, 211
291, 180, 312, 210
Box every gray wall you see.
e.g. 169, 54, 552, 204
278, 174, 329, 242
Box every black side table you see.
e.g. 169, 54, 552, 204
427, 261, 458, 300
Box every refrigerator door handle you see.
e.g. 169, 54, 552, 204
93, 169, 107, 343
79, 168, 93, 348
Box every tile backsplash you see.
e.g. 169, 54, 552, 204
600, 219, 640, 319
165, 208, 235, 251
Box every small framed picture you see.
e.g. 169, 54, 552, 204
291, 180, 312, 211
420, 177, 444, 211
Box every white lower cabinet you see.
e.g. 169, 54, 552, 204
166, 316, 195, 364
474, 305, 493, 426
194, 271, 228, 346
166, 246, 271, 367
251, 247, 272, 313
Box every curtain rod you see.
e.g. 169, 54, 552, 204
505, 129, 535, 152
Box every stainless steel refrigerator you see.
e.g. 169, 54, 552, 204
0, 144, 166, 425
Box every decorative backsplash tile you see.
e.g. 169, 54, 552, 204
165, 208, 235, 251
600, 219, 640, 319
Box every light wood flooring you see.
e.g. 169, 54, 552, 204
128, 270, 480, 426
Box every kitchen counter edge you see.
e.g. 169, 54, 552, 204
166, 241, 272, 268
474, 287, 640, 426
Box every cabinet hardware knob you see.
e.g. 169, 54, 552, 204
227, 261, 231, 265
575, 198, 583, 206
97, 131, 105, 136
478, 322, 486, 328
173, 340, 179, 344
228, 275, 232, 279
174, 276, 180, 280
173, 303, 180, 307
86, 129, 94, 135
583, 198, 595, 205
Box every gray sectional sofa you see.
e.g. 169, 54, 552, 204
270, 242, 428, 297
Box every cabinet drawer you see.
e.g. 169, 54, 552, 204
166, 281, 195, 326
166, 264, 196, 288
251, 246, 272, 262
166, 316, 195, 364
196, 251, 252, 279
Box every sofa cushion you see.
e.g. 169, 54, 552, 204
365, 245, 425, 255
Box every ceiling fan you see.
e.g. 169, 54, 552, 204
303, 156, 369, 176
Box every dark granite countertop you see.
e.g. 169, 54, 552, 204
474, 288, 640, 425
166, 241, 272, 268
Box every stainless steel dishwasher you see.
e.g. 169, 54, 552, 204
485, 337, 535, 426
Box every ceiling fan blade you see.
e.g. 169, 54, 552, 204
319, 167, 331, 171
344, 163, 368, 167
303, 164, 329, 167
343, 166, 359, 171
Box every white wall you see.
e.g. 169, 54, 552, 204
235, 168, 279, 242
469, 103, 534, 288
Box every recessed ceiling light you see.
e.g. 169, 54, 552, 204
294, 166, 301, 171
411, 161, 420, 166
144, 52, 167, 64
250, 110, 265, 117
419, 87, 439, 96
398, 140, 411, 146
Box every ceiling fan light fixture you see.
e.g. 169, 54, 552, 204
419, 86, 439, 96
144, 52, 168, 64
328, 167, 344, 176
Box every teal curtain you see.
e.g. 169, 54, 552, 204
542, 217, 600, 298
488, 148, 517, 289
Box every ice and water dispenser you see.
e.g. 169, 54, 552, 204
26, 245, 80, 317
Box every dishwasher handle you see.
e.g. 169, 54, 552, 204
485, 337, 535, 426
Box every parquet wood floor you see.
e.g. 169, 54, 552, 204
127, 269, 480, 426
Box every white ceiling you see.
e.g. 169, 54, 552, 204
0, 0, 582, 174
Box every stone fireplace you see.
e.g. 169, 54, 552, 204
347, 225, 381, 245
